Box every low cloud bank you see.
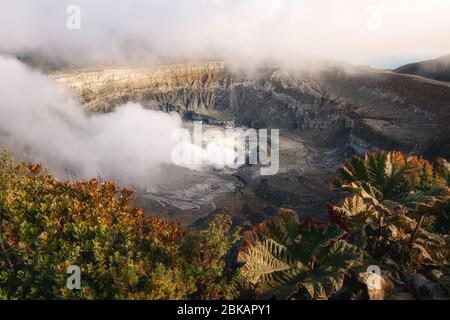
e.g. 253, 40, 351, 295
1, 0, 449, 68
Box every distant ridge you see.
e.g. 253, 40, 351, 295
394, 54, 450, 82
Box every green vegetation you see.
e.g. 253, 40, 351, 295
0, 150, 239, 299
238, 151, 449, 299
0, 150, 448, 299
238, 209, 362, 299
328, 152, 450, 298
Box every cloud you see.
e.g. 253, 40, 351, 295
0, 0, 449, 68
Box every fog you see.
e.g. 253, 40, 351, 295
0, 0, 449, 68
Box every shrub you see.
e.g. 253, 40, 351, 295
0, 150, 238, 299
237, 209, 362, 299
238, 151, 449, 299
329, 151, 449, 297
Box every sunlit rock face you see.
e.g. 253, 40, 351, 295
52, 62, 450, 157
50, 62, 450, 226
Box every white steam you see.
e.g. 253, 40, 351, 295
0, 56, 184, 187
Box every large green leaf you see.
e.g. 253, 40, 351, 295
238, 211, 362, 299
328, 195, 378, 231
296, 240, 362, 299
238, 238, 301, 285
292, 220, 345, 263
334, 151, 446, 204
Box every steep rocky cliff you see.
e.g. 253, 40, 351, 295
51, 62, 450, 225
52, 62, 450, 157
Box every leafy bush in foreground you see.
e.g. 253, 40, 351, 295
237, 209, 362, 299
328, 152, 449, 298
0, 150, 239, 299
238, 151, 449, 299
1, 149, 448, 300
329, 151, 449, 268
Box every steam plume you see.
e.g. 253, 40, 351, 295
0, 56, 183, 188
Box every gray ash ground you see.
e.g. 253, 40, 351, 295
136, 126, 348, 227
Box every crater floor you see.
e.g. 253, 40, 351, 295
51, 62, 450, 226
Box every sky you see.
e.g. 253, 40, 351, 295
0, 0, 449, 68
